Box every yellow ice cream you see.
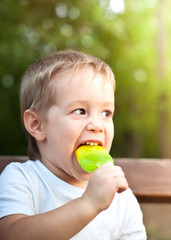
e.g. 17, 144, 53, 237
76, 145, 114, 173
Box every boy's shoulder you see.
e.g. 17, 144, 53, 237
1, 159, 40, 174
0, 160, 43, 186
0, 160, 83, 195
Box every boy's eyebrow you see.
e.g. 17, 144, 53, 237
65, 100, 89, 109
65, 100, 115, 109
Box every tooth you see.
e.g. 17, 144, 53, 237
82, 142, 100, 146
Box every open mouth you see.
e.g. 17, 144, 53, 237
78, 141, 102, 149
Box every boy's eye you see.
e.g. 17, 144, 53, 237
101, 110, 112, 118
73, 108, 86, 115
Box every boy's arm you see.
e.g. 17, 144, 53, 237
0, 163, 128, 240
0, 196, 97, 240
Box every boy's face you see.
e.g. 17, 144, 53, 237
40, 68, 115, 183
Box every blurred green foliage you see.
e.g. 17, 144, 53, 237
0, 0, 171, 158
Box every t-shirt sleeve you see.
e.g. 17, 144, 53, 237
119, 188, 147, 240
0, 163, 36, 218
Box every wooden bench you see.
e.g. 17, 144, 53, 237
1, 156, 171, 203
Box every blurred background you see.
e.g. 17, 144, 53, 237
0, 0, 171, 159
0, 1, 171, 239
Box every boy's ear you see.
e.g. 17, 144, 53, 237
24, 110, 46, 141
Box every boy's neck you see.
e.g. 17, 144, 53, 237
41, 159, 88, 189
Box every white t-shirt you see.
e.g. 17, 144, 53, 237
0, 160, 146, 239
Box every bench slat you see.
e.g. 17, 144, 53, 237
115, 158, 171, 203
1, 156, 171, 203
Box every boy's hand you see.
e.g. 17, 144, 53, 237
82, 162, 128, 213
0, 163, 128, 240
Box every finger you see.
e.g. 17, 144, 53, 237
112, 177, 128, 193
98, 163, 125, 178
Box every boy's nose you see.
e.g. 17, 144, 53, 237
86, 117, 104, 133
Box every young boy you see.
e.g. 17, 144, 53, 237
0, 50, 146, 239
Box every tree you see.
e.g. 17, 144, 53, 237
157, 0, 171, 157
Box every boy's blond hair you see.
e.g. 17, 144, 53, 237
20, 50, 115, 160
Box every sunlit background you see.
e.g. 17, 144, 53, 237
1, 1, 171, 239
0, 0, 171, 159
